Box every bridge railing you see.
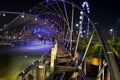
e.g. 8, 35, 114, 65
17, 40, 89, 80
16, 41, 57, 80
16, 60, 39, 80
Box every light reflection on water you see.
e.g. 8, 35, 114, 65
0, 40, 53, 80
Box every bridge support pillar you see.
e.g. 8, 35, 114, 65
38, 65, 45, 80
16, 76, 22, 80
50, 42, 57, 80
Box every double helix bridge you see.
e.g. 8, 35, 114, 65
0, 0, 120, 80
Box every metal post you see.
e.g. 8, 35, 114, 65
98, 59, 102, 80
79, 33, 94, 69
50, 48, 55, 80
63, 22, 65, 43
38, 65, 45, 80
50, 47, 55, 80
74, 16, 84, 56
83, 58, 87, 75
70, 4, 74, 54
102, 60, 105, 80
50, 43, 57, 80
107, 68, 110, 80
96, 61, 107, 80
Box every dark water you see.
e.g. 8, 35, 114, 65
0, 54, 12, 77
0, 40, 53, 80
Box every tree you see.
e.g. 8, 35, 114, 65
107, 37, 120, 58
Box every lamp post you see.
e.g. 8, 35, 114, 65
109, 29, 114, 41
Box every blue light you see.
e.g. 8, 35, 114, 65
82, 4, 84, 8
76, 24, 79, 27
34, 28, 50, 34
79, 16, 83, 20
87, 7, 90, 10
28, 25, 56, 37
79, 21, 82, 24
45, 0, 49, 3
117, 59, 120, 64
88, 18, 90, 21
82, 1, 90, 14
87, 11, 90, 13
86, 3, 88, 7
80, 31, 82, 34
80, 11, 83, 15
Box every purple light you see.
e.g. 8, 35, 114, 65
45, 0, 57, 3
45, 0, 49, 3
52, 0, 56, 1
17, 40, 53, 52
58, 15, 61, 18
61, 0, 64, 2
28, 25, 56, 37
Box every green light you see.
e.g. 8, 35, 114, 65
24, 56, 28, 58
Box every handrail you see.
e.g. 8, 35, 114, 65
16, 41, 56, 80
64, 47, 88, 80
17, 60, 39, 77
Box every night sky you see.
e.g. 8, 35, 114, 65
88, 0, 120, 37
0, 0, 120, 36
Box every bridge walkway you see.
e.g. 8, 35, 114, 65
17, 42, 86, 80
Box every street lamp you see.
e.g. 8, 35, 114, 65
110, 29, 113, 32
109, 29, 114, 41
75, 23, 79, 27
